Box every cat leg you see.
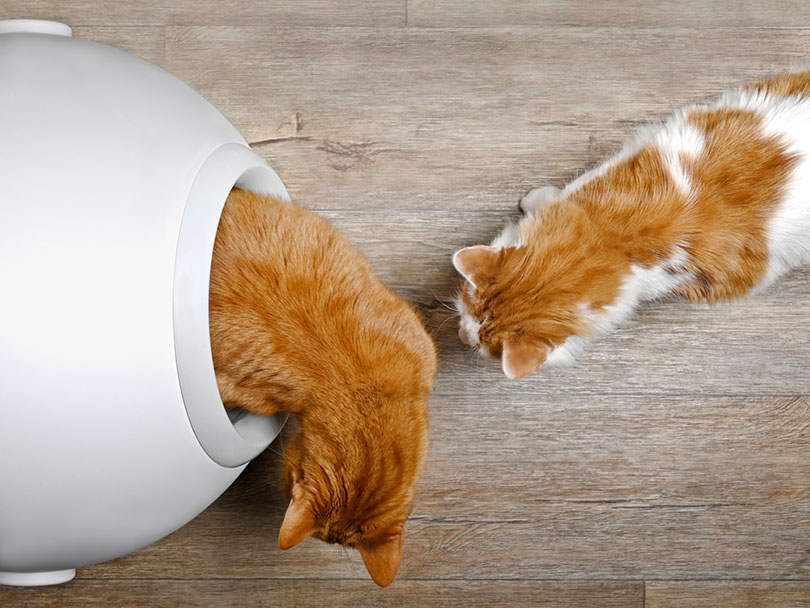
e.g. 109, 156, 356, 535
519, 186, 561, 214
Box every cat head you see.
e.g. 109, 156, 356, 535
278, 402, 429, 587
452, 220, 622, 379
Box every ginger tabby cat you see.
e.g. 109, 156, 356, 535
210, 189, 437, 586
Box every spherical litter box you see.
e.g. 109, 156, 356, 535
0, 19, 287, 586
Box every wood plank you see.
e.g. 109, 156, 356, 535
70, 27, 165, 66
163, 26, 810, 215
2, 2, 405, 27
647, 582, 810, 608
0, 579, 643, 608
161, 20, 810, 397
72, 395, 810, 580
408, 0, 810, 28
311, 206, 810, 397
427, 269, 810, 397
0, 10, 808, 606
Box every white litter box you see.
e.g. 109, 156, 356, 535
0, 19, 286, 586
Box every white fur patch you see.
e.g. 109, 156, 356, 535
490, 221, 522, 249
560, 110, 704, 201
454, 286, 482, 348
545, 335, 587, 367
747, 93, 810, 288
560, 134, 646, 197
520, 186, 562, 214
603, 252, 690, 324
544, 250, 692, 367
654, 113, 705, 195
714, 85, 810, 289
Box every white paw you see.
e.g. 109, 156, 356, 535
519, 186, 561, 214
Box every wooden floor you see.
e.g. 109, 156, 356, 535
4, 2, 810, 606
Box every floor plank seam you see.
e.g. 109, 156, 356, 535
430, 391, 807, 399
68, 577, 810, 583
63, 24, 167, 28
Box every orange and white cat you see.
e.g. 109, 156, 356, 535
454, 71, 810, 379
210, 189, 437, 586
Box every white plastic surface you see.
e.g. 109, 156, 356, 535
0, 19, 72, 36
0, 20, 286, 582
175, 143, 288, 467
0, 570, 76, 587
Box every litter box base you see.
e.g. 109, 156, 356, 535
0, 568, 76, 587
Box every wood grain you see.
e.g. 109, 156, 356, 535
408, 0, 810, 28
314, 206, 810, 397
52, 395, 810, 581
647, 582, 810, 608
161, 25, 810, 217
157, 25, 810, 396
0, 580, 643, 608
70, 27, 165, 65
2, 3, 810, 607
2, 2, 405, 27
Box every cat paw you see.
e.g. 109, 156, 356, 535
519, 186, 561, 214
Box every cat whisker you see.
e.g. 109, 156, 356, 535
427, 286, 459, 313
434, 298, 458, 313
265, 445, 285, 458
432, 311, 460, 337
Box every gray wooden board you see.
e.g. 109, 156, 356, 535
162, 26, 810, 214
54, 395, 810, 581
315, 207, 810, 397
0, 579, 644, 608
71, 27, 165, 64
646, 582, 810, 608
1, 5, 810, 606
408, 0, 810, 28
2, 2, 405, 27
157, 25, 810, 396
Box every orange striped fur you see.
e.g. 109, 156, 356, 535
454, 71, 810, 379
210, 189, 437, 586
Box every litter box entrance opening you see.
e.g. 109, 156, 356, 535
174, 143, 289, 468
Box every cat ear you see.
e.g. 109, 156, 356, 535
502, 338, 547, 380
452, 245, 500, 287
278, 483, 318, 550
358, 529, 405, 588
